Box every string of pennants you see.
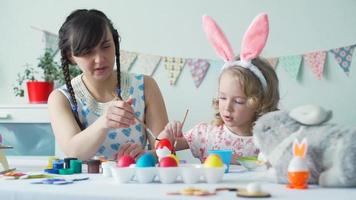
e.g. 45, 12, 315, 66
117, 44, 356, 87
35, 27, 356, 88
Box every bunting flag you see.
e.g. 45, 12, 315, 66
43, 31, 59, 56
134, 54, 161, 76
186, 58, 210, 88
279, 55, 302, 80
31, 26, 59, 56
267, 57, 279, 69
330, 45, 356, 76
163, 57, 186, 85
28, 26, 356, 85
303, 51, 327, 80
120, 51, 138, 71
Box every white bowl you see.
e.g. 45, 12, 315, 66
111, 166, 135, 183
203, 167, 225, 183
237, 158, 265, 171
158, 167, 179, 184
135, 167, 157, 183
180, 164, 203, 184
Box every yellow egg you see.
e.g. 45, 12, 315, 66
168, 154, 179, 165
204, 154, 224, 168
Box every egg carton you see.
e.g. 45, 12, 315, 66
109, 164, 225, 184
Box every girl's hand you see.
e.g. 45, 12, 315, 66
231, 153, 239, 165
116, 143, 145, 161
163, 121, 183, 143
101, 99, 136, 130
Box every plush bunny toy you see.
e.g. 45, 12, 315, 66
253, 104, 356, 187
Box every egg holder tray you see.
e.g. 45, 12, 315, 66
109, 164, 225, 184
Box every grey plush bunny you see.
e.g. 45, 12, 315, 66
253, 105, 356, 187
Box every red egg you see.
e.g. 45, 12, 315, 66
117, 155, 135, 167
159, 156, 178, 167
156, 138, 174, 153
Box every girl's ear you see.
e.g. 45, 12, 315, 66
202, 15, 235, 62
292, 138, 308, 158
240, 13, 269, 61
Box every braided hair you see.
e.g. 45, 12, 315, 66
58, 9, 122, 130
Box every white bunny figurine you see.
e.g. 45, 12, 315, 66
287, 138, 309, 189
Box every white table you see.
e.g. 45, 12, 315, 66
0, 156, 355, 200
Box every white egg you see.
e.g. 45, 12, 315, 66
246, 182, 261, 194
288, 157, 308, 172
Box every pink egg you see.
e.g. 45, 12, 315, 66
159, 156, 178, 167
117, 155, 135, 167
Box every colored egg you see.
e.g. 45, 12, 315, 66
204, 154, 224, 168
159, 156, 178, 167
136, 152, 157, 167
156, 146, 172, 160
117, 155, 135, 167
155, 138, 173, 152
168, 154, 179, 165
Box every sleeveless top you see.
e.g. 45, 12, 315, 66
58, 72, 147, 159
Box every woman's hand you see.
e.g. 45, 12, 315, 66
116, 143, 145, 161
101, 99, 136, 130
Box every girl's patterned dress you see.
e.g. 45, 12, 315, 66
183, 123, 259, 162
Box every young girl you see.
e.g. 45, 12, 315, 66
158, 14, 279, 163
48, 9, 168, 160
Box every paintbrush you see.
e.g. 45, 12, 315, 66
174, 109, 189, 149
112, 90, 160, 141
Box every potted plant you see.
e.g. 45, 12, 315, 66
13, 49, 81, 103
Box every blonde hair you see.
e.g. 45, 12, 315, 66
212, 57, 279, 126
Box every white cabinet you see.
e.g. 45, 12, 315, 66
0, 104, 59, 156
0, 104, 50, 123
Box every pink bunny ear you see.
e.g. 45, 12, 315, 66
240, 13, 269, 61
202, 15, 235, 62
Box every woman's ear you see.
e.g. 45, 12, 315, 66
67, 53, 76, 65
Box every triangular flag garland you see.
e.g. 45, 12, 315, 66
303, 51, 327, 80
163, 57, 186, 85
186, 58, 210, 88
267, 57, 279, 69
330, 45, 356, 76
134, 54, 161, 76
120, 51, 138, 71
279, 55, 302, 80
29, 27, 356, 85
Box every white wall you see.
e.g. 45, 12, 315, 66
1, 0, 356, 130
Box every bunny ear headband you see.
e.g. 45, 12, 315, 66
202, 13, 269, 92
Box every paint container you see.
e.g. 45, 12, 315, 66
70, 159, 82, 173
53, 159, 64, 169
47, 157, 59, 169
87, 159, 101, 173
59, 168, 74, 175
101, 161, 116, 177
64, 158, 77, 169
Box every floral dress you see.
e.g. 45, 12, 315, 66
183, 123, 259, 162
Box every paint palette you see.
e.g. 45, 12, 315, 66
110, 164, 224, 184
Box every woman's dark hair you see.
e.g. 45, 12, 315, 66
58, 9, 121, 130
